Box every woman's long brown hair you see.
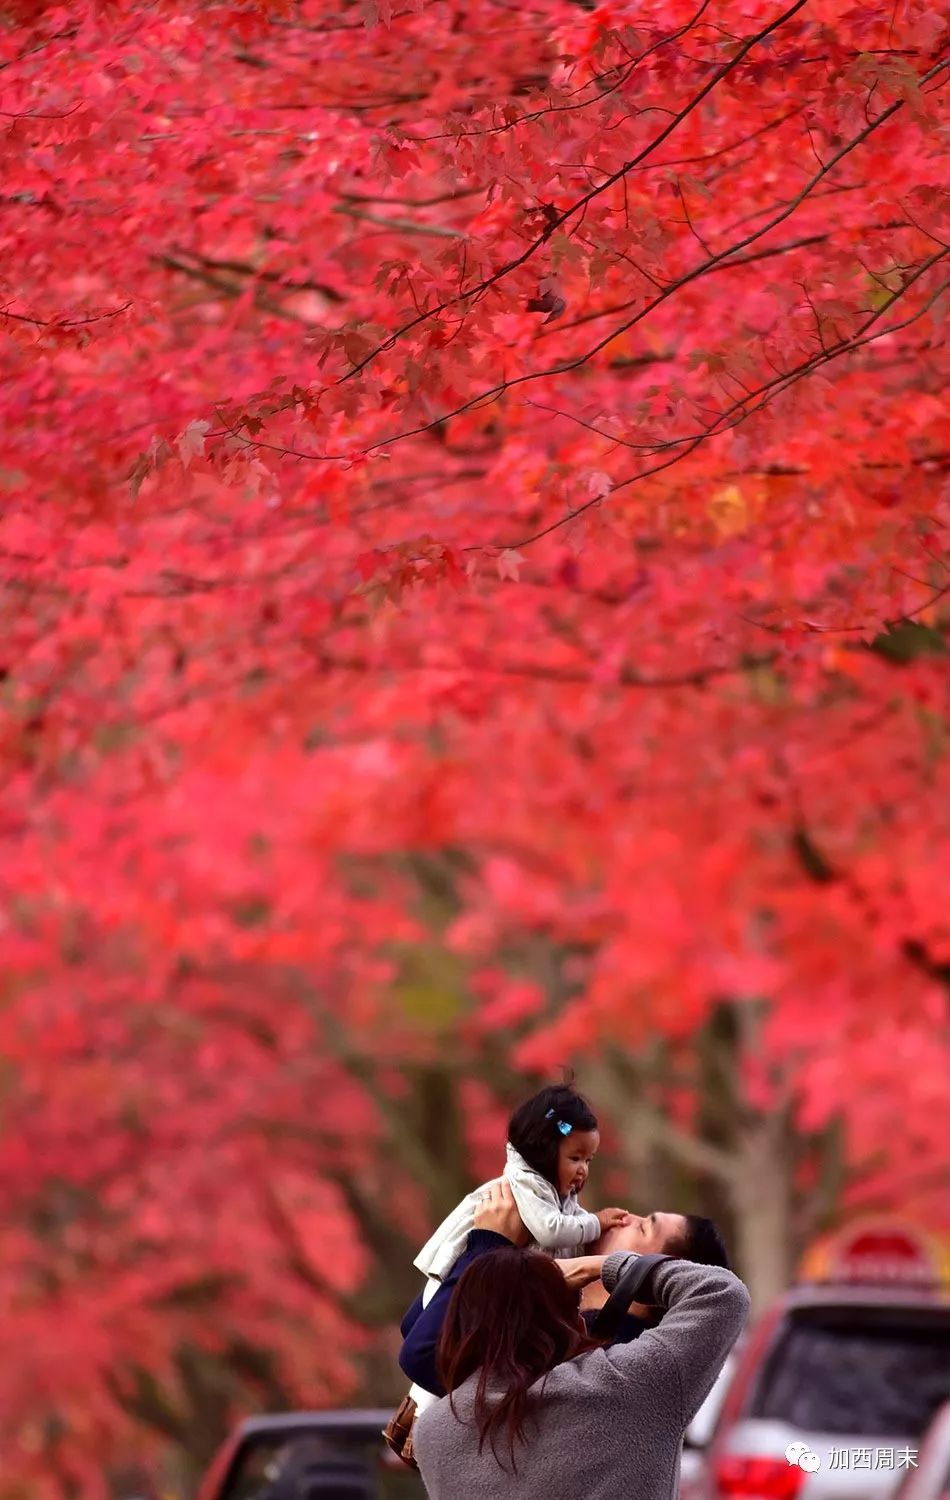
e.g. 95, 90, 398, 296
436, 1246, 596, 1471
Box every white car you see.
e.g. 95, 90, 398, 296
680, 1356, 738, 1500
702, 1281, 950, 1500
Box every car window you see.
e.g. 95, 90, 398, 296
220, 1432, 424, 1500
748, 1308, 950, 1437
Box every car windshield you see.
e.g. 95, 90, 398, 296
749, 1306, 950, 1437
220, 1429, 424, 1500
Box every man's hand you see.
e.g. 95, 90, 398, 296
557, 1255, 607, 1289
473, 1178, 530, 1245
596, 1206, 633, 1232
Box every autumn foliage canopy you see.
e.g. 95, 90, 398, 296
1, 0, 948, 1492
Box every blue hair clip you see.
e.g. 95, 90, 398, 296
546, 1108, 573, 1136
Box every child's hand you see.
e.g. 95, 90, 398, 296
596, 1206, 633, 1232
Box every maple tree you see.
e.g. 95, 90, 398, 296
1, 0, 949, 1493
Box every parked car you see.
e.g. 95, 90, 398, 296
894, 1403, 950, 1500
702, 1222, 950, 1500
680, 1355, 739, 1500
197, 1410, 425, 1500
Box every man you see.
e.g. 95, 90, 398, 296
398, 1185, 731, 1397
569, 1209, 730, 1329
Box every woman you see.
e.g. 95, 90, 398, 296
412, 1181, 749, 1500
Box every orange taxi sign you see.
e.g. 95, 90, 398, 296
799, 1218, 950, 1290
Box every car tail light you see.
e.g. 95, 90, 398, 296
715, 1455, 806, 1500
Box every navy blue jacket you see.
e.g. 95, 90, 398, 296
399, 1229, 651, 1397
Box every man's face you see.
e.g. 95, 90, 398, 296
600, 1210, 688, 1255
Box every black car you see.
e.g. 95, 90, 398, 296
197, 1410, 426, 1500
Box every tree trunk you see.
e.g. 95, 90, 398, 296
728, 1108, 794, 1311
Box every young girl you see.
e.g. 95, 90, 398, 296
415, 1083, 629, 1283
404, 1084, 629, 1416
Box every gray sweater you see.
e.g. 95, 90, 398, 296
413, 1251, 750, 1500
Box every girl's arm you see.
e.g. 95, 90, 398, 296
397, 1229, 511, 1396
507, 1171, 602, 1249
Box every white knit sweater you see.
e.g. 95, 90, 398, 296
413, 1142, 602, 1284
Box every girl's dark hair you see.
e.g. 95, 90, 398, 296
507, 1083, 598, 1190
436, 1246, 594, 1471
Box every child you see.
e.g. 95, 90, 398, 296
406, 1083, 629, 1412
415, 1082, 629, 1283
